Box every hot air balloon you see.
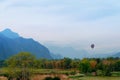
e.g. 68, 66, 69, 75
91, 44, 95, 49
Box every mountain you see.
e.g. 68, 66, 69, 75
1, 28, 19, 39
112, 52, 120, 58
44, 43, 120, 59
0, 29, 52, 60
44, 44, 89, 59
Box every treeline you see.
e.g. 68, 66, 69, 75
33, 57, 120, 76
1, 52, 120, 76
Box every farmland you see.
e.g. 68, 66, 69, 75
0, 69, 120, 80
70, 76, 120, 80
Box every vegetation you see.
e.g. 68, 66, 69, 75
4, 52, 35, 80
44, 77, 60, 80
69, 76, 120, 80
0, 52, 120, 80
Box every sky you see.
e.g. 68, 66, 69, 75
0, 0, 120, 53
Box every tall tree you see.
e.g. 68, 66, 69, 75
6, 52, 36, 80
79, 58, 90, 73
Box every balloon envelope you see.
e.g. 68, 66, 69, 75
91, 44, 95, 49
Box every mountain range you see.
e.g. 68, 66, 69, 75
0, 29, 53, 60
112, 52, 120, 58
44, 43, 120, 59
44, 44, 88, 59
0, 28, 120, 60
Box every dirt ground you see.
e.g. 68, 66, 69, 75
0, 74, 71, 80
31, 74, 72, 80
0, 76, 7, 80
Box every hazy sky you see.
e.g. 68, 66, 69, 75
0, 0, 120, 53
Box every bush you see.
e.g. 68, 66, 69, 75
103, 70, 112, 76
112, 72, 120, 76
70, 71, 76, 75
44, 77, 60, 80
96, 70, 103, 76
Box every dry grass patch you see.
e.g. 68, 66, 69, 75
31, 74, 72, 80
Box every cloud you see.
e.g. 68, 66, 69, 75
1, 0, 120, 23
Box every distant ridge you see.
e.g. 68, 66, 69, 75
0, 28, 52, 60
113, 52, 120, 58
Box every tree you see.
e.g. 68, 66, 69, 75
90, 60, 97, 72
5, 52, 36, 80
70, 60, 79, 69
79, 58, 90, 73
62, 58, 72, 69
114, 60, 120, 71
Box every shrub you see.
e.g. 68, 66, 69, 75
96, 70, 103, 76
44, 77, 53, 80
103, 69, 112, 76
44, 77, 60, 80
70, 71, 76, 75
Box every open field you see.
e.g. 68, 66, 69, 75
0, 68, 76, 75
70, 76, 120, 80
1, 68, 120, 80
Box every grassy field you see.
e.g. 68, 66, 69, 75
1, 68, 120, 80
70, 76, 120, 80
0, 68, 76, 74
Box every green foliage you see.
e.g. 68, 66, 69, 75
96, 70, 103, 76
0, 60, 6, 68
112, 72, 120, 76
69, 74, 85, 78
0, 53, 120, 78
114, 60, 120, 71
62, 58, 72, 69
5, 52, 35, 68
103, 68, 112, 76
79, 59, 90, 73
5, 52, 36, 80
70, 76, 120, 80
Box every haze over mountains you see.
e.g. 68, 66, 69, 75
0, 28, 120, 60
44, 43, 120, 59
44, 44, 88, 59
